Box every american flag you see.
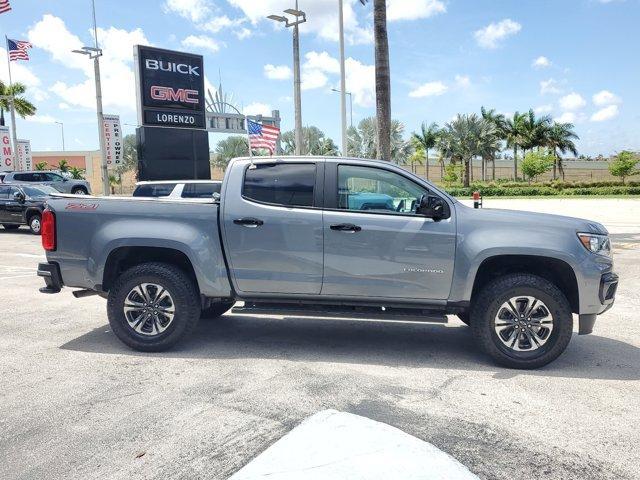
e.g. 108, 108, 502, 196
247, 119, 280, 154
7, 38, 32, 61
0, 0, 11, 15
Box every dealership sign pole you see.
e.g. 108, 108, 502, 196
16, 139, 32, 171
102, 115, 123, 170
0, 125, 14, 171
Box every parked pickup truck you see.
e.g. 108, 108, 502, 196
37, 156, 618, 368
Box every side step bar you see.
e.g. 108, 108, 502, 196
232, 302, 447, 323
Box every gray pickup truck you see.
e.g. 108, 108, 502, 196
37, 156, 618, 368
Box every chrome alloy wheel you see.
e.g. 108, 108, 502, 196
30, 217, 41, 233
123, 283, 175, 336
494, 296, 554, 352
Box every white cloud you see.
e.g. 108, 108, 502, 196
591, 105, 619, 122
387, 0, 446, 21
454, 74, 471, 88
228, 0, 372, 45
555, 112, 576, 124
301, 69, 329, 91
244, 102, 272, 116
163, 0, 212, 23
26, 114, 57, 123
540, 78, 562, 95
592, 90, 621, 106
29, 16, 149, 112
264, 64, 292, 80
235, 27, 252, 40
182, 34, 222, 53
301, 51, 339, 90
532, 56, 551, 68
58, 103, 70, 110
474, 19, 521, 49
559, 92, 587, 110
199, 15, 243, 33
345, 57, 374, 107
534, 104, 553, 114
409, 81, 448, 98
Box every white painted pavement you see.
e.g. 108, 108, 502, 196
230, 410, 479, 480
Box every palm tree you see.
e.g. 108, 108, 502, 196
480, 107, 506, 180
348, 117, 411, 164
34, 161, 48, 171
0, 81, 37, 126
212, 136, 249, 170
57, 159, 70, 173
359, 0, 391, 161
520, 109, 552, 154
68, 166, 85, 179
282, 126, 338, 155
504, 112, 527, 180
411, 122, 439, 179
544, 122, 579, 180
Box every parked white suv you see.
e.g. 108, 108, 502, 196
132, 180, 221, 199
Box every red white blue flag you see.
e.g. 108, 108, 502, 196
0, 0, 11, 15
7, 38, 32, 61
248, 119, 280, 154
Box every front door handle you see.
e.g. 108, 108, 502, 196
234, 217, 264, 227
330, 223, 362, 232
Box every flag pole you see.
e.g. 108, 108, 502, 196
245, 115, 255, 169
5, 35, 19, 171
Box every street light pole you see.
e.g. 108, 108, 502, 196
268, 2, 306, 156
54, 121, 65, 151
338, 0, 348, 156
72, 0, 109, 196
331, 88, 353, 128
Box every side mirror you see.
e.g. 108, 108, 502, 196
13, 191, 25, 203
63, 177, 69, 182
417, 194, 446, 220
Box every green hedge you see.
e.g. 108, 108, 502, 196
446, 185, 640, 197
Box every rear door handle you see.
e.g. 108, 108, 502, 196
330, 223, 361, 232
233, 217, 264, 227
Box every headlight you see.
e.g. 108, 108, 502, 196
577, 233, 611, 256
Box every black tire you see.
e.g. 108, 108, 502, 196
457, 312, 470, 326
2, 224, 19, 230
28, 213, 42, 235
201, 301, 235, 320
71, 187, 88, 195
470, 273, 573, 369
107, 262, 201, 352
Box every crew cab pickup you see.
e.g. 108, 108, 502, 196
37, 157, 618, 368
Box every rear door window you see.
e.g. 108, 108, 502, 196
182, 183, 221, 198
243, 163, 315, 207
13, 173, 33, 181
133, 183, 177, 197
0, 186, 10, 198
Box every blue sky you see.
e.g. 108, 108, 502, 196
0, 0, 638, 156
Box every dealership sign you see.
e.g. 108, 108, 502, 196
16, 139, 32, 171
0, 126, 14, 171
134, 45, 205, 129
103, 115, 123, 170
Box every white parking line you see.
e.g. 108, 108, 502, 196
230, 410, 478, 480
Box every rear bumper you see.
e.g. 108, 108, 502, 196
37, 262, 63, 294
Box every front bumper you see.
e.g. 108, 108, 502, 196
37, 262, 63, 294
579, 271, 618, 335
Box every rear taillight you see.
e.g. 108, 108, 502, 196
41, 210, 56, 251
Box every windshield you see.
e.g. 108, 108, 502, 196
22, 185, 57, 197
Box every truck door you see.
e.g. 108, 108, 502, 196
221, 160, 324, 295
321, 163, 456, 300
0, 186, 11, 222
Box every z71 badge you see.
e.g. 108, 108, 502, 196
65, 203, 98, 211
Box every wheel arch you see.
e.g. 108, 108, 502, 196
471, 254, 579, 313
102, 246, 198, 293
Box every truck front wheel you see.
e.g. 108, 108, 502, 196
107, 262, 201, 352
470, 273, 573, 369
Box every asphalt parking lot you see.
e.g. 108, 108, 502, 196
1, 198, 639, 480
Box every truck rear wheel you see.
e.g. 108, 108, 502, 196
470, 273, 573, 369
201, 301, 235, 320
107, 262, 201, 352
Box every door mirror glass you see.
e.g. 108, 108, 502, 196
417, 194, 446, 220
13, 191, 25, 203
